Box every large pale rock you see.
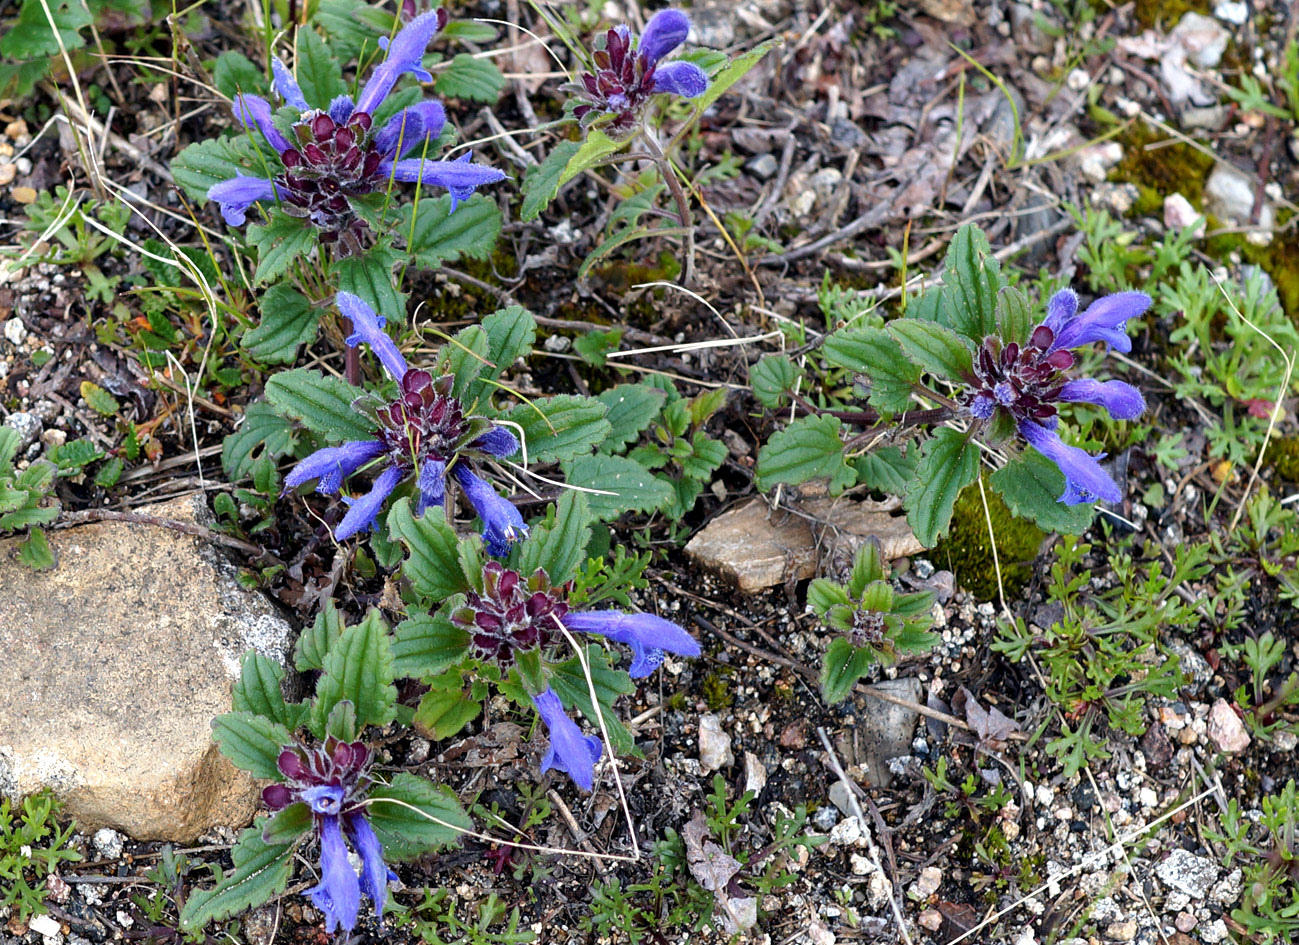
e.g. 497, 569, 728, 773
684, 497, 922, 592
0, 495, 291, 841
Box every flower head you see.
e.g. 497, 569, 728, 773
261, 738, 390, 935
560, 610, 701, 677
206, 11, 505, 253
961, 288, 1149, 506
532, 687, 603, 792
566, 9, 709, 136
451, 561, 568, 665
284, 294, 520, 541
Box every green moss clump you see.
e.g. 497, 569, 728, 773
1133, 0, 1209, 29
1265, 436, 1299, 482
932, 483, 1046, 602
1204, 218, 1299, 322
1110, 122, 1214, 216
701, 670, 734, 710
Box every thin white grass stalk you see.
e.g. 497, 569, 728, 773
443, 123, 553, 158
163, 350, 205, 489
948, 785, 1218, 945
538, 351, 746, 390
975, 475, 1011, 622
605, 330, 782, 360
492, 462, 544, 502
631, 280, 723, 320
36, 0, 103, 195
360, 795, 639, 863
504, 461, 617, 496
1206, 269, 1297, 530
470, 20, 570, 71
5, 183, 80, 272
552, 618, 640, 861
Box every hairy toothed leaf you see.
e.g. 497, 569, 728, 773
17, 527, 55, 570
265, 368, 378, 443
387, 499, 475, 600
367, 772, 471, 860
989, 450, 1097, 535
562, 454, 674, 520
904, 426, 980, 547
407, 194, 501, 270
521, 140, 581, 221
822, 327, 921, 415
295, 600, 344, 672
596, 384, 665, 453
292, 27, 345, 106
434, 54, 505, 102
248, 210, 318, 284
463, 306, 536, 408
243, 285, 320, 364
232, 651, 300, 730
211, 712, 293, 779
500, 395, 610, 464
178, 821, 293, 932
851, 445, 917, 496
750, 354, 799, 409
886, 320, 974, 383
222, 401, 297, 480
940, 223, 1006, 342
443, 324, 489, 400
411, 681, 481, 739
559, 129, 625, 187
213, 51, 267, 99
391, 613, 470, 679
995, 285, 1034, 347
515, 490, 591, 585
309, 609, 397, 737
821, 637, 877, 705
334, 241, 405, 322
756, 414, 855, 494
170, 136, 266, 204
691, 38, 777, 115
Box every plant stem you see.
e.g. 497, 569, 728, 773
642, 129, 695, 287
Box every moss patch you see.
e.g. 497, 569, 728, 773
1133, 0, 1209, 30
1205, 221, 1299, 322
1265, 436, 1299, 482
932, 483, 1046, 602
1110, 122, 1214, 217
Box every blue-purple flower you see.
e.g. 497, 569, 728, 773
567, 9, 709, 136
532, 687, 603, 792
208, 10, 506, 252
261, 739, 394, 934
284, 293, 523, 545
561, 610, 701, 678
961, 288, 1149, 505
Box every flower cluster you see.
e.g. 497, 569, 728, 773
566, 9, 709, 136
448, 559, 700, 789
961, 289, 1149, 505
285, 293, 525, 549
209, 10, 505, 251
262, 738, 391, 934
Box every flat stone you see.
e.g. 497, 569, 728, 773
685, 497, 922, 592
698, 713, 734, 772
0, 495, 292, 841
1207, 699, 1250, 753
1156, 848, 1220, 898
847, 677, 923, 787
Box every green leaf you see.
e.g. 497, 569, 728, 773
367, 772, 471, 860
243, 285, 320, 364
211, 712, 292, 779
501, 395, 611, 464
690, 39, 778, 115
463, 306, 536, 407
232, 651, 297, 730
821, 637, 876, 705
293, 27, 345, 106
213, 51, 267, 100
755, 414, 855, 494
248, 210, 318, 284
0, 0, 89, 61
444, 324, 489, 399
559, 129, 625, 187
561, 454, 673, 520
434, 54, 506, 102
887, 320, 974, 382
516, 490, 591, 584
989, 450, 1097, 535
0, 504, 58, 531
223, 401, 297, 480
388, 499, 475, 600
324, 700, 358, 741
170, 136, 265, 204
807, 578, 853, 615
311, 0, 389, 62
995, 285, 1034, 347
260, 803, 312, 846
750, 355, 799, 409
596, 384, 664, 453
904, 427, 980, 547
295, 600, 344, 672
412, 684, 481, 739
851, 445, 917, 496
521, 141, 581, 221
442, 19, 498, 42
310, 609, 398, 736
178, 822, 293, 932
17, 528, 54, 570
334, 241, 405, 318
849, 541, 886, 596
392, 613, 470, 679
79, 381, 119, 416
823, 327, 922, 414
47, 438, 103, 473
94, 457, 123, 488
407, 194, 502, 269
939, 223, 1006, 342
549, 645, 637, 756
266, 368, 377, 443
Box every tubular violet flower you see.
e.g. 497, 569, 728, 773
284, 293, 521, 542
566, 8, 710, 136
960, 288, 1150, 506
261, 738, 392, 935
532, 687, 603, 792
206, 10, 505, 253
560, 610, 702, 678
